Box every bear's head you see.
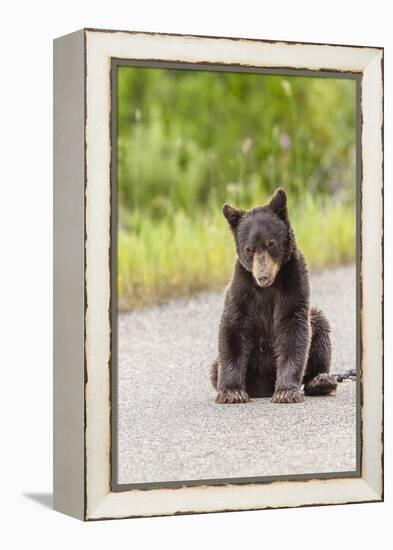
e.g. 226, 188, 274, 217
223, 188, 296, 288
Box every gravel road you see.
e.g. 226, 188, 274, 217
116, 264, 357, 485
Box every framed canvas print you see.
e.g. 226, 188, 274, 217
53, 28, 384, 521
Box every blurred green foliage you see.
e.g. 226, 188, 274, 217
117, 66, 356, 309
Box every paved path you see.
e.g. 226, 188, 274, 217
117, 265, 357, 485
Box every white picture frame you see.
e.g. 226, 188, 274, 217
53, 28, 383, 521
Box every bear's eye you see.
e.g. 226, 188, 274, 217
266, 240, 275, 248
245, 246, 254, 256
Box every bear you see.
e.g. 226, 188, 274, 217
210, 188, 337, 404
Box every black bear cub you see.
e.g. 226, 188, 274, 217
211, 188, 337, 404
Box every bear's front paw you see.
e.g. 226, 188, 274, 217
216, 389, 250, 404
272, 388, 304, 403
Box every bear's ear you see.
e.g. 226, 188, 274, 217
269, 188, 288, 219
223, 204, 245, 229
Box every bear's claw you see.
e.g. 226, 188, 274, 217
216, 389, 250, 404
272, 388, 304, 403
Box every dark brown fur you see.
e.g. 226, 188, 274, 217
211, 189, 337, 404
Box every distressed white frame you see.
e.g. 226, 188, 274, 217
54, 28, 383, 521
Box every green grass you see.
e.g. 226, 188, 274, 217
117, 67, 356, 310
118, 193, 355, 310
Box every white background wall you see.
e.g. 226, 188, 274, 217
1, 1, 391, 548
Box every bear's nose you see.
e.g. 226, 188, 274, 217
257, 274, 269, 285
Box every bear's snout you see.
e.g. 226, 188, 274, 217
252, 252, 279, 288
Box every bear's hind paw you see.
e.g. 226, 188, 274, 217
304, 373, 337, 396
